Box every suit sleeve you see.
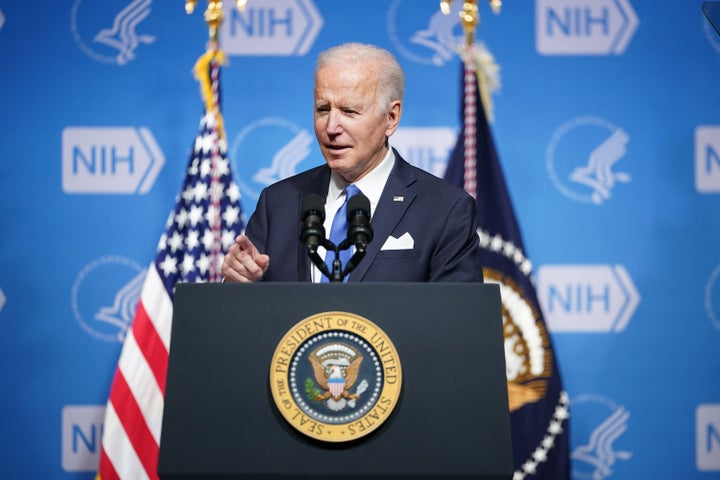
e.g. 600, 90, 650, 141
429, 193, 484, 283
242, 183, 308, 282
244, 188, 269, 258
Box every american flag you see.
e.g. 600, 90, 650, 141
444, 55, 570, 479
98, 51, 244, 479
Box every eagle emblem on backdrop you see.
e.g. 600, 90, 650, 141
476, 232, 570, 478
484, 266, 552, 412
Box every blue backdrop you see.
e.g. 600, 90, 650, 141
1, 0, 719, 478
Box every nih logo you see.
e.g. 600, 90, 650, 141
62, 405, 105, 472
220, 0, 323, 56
62, 127, 164, 194
392, 127, 457, 178
537, 264, 640, 333
695, 126, 720, 193
536, 0, 639, 55
697, 404, 720, 471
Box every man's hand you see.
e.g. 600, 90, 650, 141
221, 235, 270, 283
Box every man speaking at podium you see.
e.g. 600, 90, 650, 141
221, 43, 483, 284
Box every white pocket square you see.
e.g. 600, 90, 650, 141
380, 232, 415, 251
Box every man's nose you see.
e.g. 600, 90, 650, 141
325, 110, 343, 135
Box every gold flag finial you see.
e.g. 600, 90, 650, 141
185, 0, 247, 45
440, 0, 501, 45
185, 1, 248, 139
459, 1, 479, 46
441, 0, 503, 123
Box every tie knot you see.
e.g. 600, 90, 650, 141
344, 184, 360, 199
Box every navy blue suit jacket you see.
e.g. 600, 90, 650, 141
245, 151, 484, 283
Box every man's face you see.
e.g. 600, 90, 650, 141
314, 63, 401, 183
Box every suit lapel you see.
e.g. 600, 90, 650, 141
350, 153, 417, 282
296, 166, 331, 282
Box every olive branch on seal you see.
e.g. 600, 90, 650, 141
305, 378, 323, 402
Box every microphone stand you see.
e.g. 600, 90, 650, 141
305, 239, 366, 283
301, 191, 372, 283
338, 239, 367, 280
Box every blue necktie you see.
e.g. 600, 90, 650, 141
322, 184, 360, 283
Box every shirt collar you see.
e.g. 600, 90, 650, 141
328, 147, 396, 213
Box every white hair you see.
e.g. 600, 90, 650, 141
315, 43, 405, 112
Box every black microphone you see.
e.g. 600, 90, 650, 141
346, 192, 373, 250
300, 194, 326, 252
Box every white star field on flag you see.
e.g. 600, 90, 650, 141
155, 112, 244, 287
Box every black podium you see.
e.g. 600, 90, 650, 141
158, 282, 512, 479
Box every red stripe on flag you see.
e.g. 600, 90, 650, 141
131, 301, 170, 394
98, 437, 120, 480
110, 371, 160, 480
99, 53, 244, 479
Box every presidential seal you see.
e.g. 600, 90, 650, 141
269, 311, 402, 442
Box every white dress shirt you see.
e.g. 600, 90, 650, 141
311, 147, 396, 283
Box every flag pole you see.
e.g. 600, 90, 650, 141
440, 0, 501, 123
183, 1, 248, 141
183, 0, 249, 282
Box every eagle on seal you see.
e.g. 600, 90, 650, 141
309, 354, 363, 402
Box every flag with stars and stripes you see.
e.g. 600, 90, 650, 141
444, 54, 570, 480
98, 50, 243, 480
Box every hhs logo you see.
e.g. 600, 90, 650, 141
62, 405, 105, 472
70, 0, 155, 65
230, 117, 316, 214
220, 0, 323, 56
72, 255, 145, 343
387, 0, 465, 66
536, 0, 639, 55
62, 127, 164, 194
571, 394, 632, 479
695, 126, 720, 193
392, 127, 457, 178
698, 404, 720, 471
546, 116, 631, 204
537, 264, 640, 333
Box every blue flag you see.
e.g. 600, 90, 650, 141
444, 60, 570, 480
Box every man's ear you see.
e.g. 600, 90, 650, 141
385, 100, 402, 137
